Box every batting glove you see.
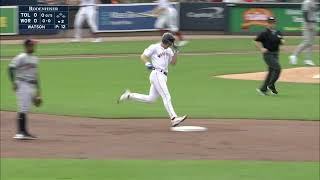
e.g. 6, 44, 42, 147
145, 62, 154, 70
172, 45, 180, 54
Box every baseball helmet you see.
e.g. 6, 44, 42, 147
162, 32, 175, 45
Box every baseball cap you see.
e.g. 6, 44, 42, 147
24, 39, 38, 46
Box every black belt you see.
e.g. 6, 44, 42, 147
153, 68, 168, 76
17, 78, 37, 84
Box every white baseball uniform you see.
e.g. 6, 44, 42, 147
292, 0, 318, 61
9, 53, 39, 113
74, 0, 98, 39
155, 0, 179, 32
129, 43, 178, 119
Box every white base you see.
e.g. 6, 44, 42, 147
171, 126, 207, 132
312, 74, 320, 79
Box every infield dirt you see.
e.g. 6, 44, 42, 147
1, 111, 318, 161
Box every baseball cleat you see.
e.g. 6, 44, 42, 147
304, 60, 315, 66
92, 38, 102, 43
70, 38, 80, 42
267, 86, 278, 95
171, 115, 187, 127
289, 55, 297, 65
13, 133, 37, 140
256, 88, 268, 96
117, 89, 131, 103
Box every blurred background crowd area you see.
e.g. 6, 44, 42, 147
0, 0, 305, 5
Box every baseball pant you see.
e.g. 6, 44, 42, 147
155, 9, 179, 32
74, 6, 98, 39
16, 81, 36, 113
260, 52, 281, 91
129, 70, 178, 119
292, 23, 316, 61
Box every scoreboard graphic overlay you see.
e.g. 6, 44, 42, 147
19, 6, 69, 34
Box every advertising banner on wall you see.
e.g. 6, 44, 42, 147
0, 6, 18, 35
228, 3, 320, 33
180, 3, 226, 31
97, 3, 178, 32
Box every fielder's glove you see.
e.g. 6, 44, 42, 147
145, 62, 154, 70
33, 96, 42, 107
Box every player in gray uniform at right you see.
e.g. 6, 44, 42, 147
289, 0, 318, 66
8, 39, 42, 140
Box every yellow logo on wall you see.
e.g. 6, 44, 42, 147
0, 17, 8, 28
242, 8, 273, 30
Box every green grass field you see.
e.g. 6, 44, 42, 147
1, 38, 319, 120
1, 159, 319, 180
0, 38, 317, 57
1, 38, 319, 180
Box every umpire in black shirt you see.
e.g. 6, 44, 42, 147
254, 16, 285, 95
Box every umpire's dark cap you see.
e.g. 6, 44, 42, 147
268, 16, 276, 22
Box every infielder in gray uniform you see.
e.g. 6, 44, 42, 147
8, 39, 42, 140
290, 0, 318, 66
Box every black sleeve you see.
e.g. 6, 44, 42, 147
278, 31, 284, 45
8, 67, 15, 83
278, 31, 283, 39
255, 32, 265, 42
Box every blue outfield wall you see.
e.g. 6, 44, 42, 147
96, 3, 179, 32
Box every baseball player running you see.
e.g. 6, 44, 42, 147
151, 0, 188, 47
289, 0, 318, 66
8, 39, 42, 140
71, 0, 102, 42
118, 33, 187, 127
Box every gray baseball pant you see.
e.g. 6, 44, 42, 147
293, 24, 316, 60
